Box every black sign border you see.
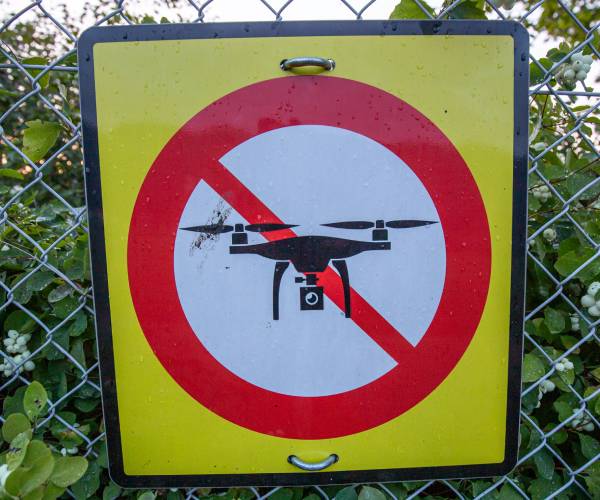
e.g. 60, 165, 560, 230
78, 20, 528, 488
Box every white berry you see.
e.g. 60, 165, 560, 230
543, 228, 557, 241
571, 323, 580, 332
8, 330, 18, 339
588, 282, 600, 297
588, 305, 600, 317
556, 362, 565, 372
541, 380, 556, 392
582, 294, 596, 307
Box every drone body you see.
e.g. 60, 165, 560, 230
180, 219, 436, 320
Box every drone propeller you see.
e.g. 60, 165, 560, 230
386, 220, 437, 228
180, 223, 234, 234
180, 223, 296, 234
245, 223, 297, 232
322, 219, 437, 229
322, 221, 374, 229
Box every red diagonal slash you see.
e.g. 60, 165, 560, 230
203, 162, 415, 363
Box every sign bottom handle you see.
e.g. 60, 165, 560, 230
288, 454, 339, 471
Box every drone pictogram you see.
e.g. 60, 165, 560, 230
181, 219, 437, 320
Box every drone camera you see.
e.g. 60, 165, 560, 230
300, 286, 324, 311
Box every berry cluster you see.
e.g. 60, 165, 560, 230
570, 411, 595, 432
536, 379, 556, 407
555, 357, 574, 372
0, 330, 35, 377
532, 184, 552, 202
558, 52, 594, 87
581, 282, 600, 317
60, 446, 79, 456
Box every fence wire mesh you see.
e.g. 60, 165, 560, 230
0, 1, 599, 499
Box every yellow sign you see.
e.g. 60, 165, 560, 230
79, 21, 528, 487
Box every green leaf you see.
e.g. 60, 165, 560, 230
6, 432, 30, 470
303, 495, 321, 500
4, 310, 35, 334
50, 456, 88, 487
71, 461, 100, 500
22, 57, 51, 88
529, 475, 562, 500
67, 312, 88, 337
270, 489, 293, 500
47, 284, 73, 303
3, 386, 26, 417
102, 481, 122, 500
498, 482, 523, 500
390, 0, 434, 19
2, 413, 32, 442
580, 434, 600, 460
557, 365, 575, 385
23, 486, 45, 500
22, 120, 61, 163
335, 487, 358, 500
553, 400, 573, 421
533, 448, 555, 480
358, 486, 386, 500
529, 62, 545, 85
42, 483, 66, 500
52, 295, 79, 319
23, 381, 48, 421
584, 462, 600, 499
447, 0, 486, 19
70, 339, 86, 368
138, 492, 156, 500
522, 353, 546, 383
28, 271, 55, 292
543, 307, 565, 333
19, 441, 55, 496
5, 467, 28, 496
554, 248, 600, 281
0, 168, 24, 180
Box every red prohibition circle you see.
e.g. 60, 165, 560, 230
128, 76, 491, 439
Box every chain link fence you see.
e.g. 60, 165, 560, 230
1, 0, 599, 499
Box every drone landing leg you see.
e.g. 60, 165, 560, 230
273, 261, 289, 320
332, 259, 351, 318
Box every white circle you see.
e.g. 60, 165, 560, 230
174, 125, 445, 397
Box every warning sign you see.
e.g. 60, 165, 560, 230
79, 21, 528, 487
